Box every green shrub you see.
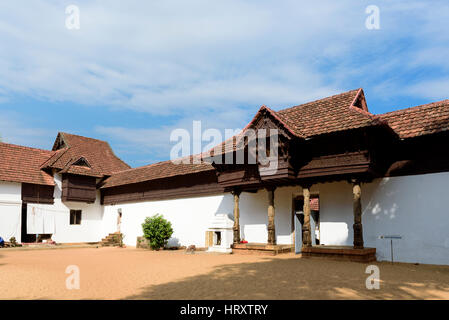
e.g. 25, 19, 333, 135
141, 214, 174, 250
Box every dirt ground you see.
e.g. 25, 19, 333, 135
0, 247, 448, 300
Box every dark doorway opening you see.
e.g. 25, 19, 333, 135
292, 195, 320, 247
214, 231, 222, 246
21, 203, 36, 243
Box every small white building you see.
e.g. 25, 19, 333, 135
1, 89, 449, 265
206, 214, 234, 253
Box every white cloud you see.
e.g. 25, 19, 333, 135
1, 0, 449, 164
1, 0, 447, 112
0, 111, 54, 148
0, 0, 367, 115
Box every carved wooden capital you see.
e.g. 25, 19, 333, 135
231, 189, 242, 197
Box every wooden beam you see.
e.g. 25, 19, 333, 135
352, 181, 364, 249
302, 187, 312, 247
232, 190, 241, 244
267, 187, 276, 245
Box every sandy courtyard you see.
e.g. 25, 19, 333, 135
0, 247, 448, 300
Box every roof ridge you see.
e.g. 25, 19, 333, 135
348, 89, 377, 120
103, 141, 131, 170
112, 154, 209, 174
276, 88, 360, 114
238, 105, 302, 138
40, 147, 68, 168
379, 99, 449, 117
59, 131, 109, 143
0, 141, 53, 153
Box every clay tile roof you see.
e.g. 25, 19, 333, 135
58, 156, 103, 178
205, 88, 382, 159
100, 155, 214, 188
0, 142, 55, 186
310, 198, 320, 211
103, 89, 384, 188
42, 132, 130, 176
102, 89, 449, 189
378, 99, 449, 139
275, 88, 380, 138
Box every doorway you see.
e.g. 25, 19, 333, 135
21, 203, 36, 243
292, 195, 320, 253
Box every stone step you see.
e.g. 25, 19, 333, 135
100, 233, 123, 247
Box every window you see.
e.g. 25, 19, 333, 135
70, 210, 82, 225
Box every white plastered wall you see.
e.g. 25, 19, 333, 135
238, 186, 302, 245
318, 172, 449, 265
103, 194, 233, 247
103, 186, 298, 247
29, 174, 104, 243
4, 169, 447, 265
0, 181, 22, 241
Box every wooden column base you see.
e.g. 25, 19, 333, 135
302, 229, 312, 248
232, 190, 241, 245
353, 223, 364, 249
352, 181, 364, 249
267, 187, 276, 245
302, 186, 312, 247
233, 227, 240, 244
267, 227, 276, 245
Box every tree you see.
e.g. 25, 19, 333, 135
141, 214, 174, 250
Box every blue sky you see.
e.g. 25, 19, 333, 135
1, 1, 449, 167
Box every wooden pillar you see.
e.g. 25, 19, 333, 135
232, 190, 241, 245
302, 186, 312, 247
267, 187, 276, 245
352, 181, 364, 249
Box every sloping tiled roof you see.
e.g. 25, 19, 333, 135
205, 88, 382, 158
0, 143, 55, 186
59, 163, 103, 178
2, 89, 439, 190
310, 198, 319, 211
100, 155, 214, 188
378, 99, 449, 139
103, 89, 383, 188
275, 88, 381, 138
41, 132, 130, 177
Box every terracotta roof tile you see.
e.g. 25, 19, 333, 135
275, 88, 380, 138
42, 132, 130, 176
378, 100, 449, 139
310, 198, 319, 211
100, 155, 214, 188
205, 88, 382, 158
59, 163, 103, 178
85, 91, 449, 189
102, 89, 383, 188
0, 143, 55, 186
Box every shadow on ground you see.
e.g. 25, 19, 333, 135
125, 256, 449, 300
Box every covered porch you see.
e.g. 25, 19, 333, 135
205, 92, 384, 261
229, 181, 376, 262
